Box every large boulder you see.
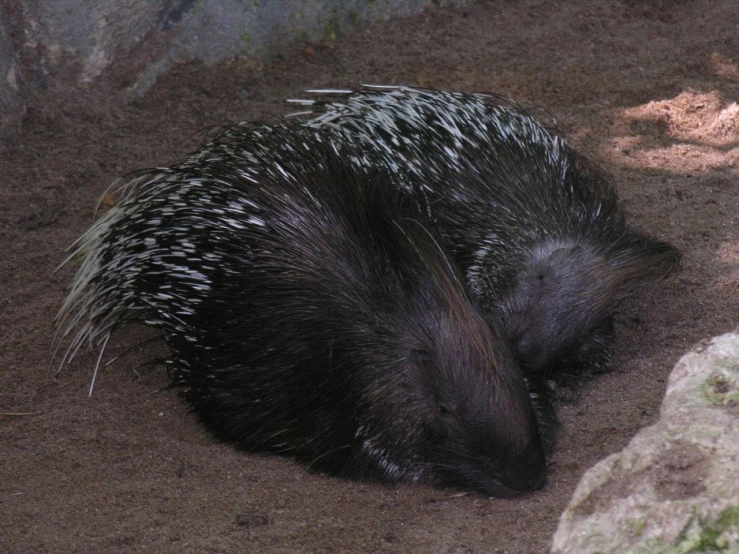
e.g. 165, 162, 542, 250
552, 331, 739, 553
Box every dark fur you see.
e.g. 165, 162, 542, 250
58, 124, 546, 496
301, 88, 681, 444
436, 146, 680, 374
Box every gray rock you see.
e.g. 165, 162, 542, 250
23, 0, 169, 83
15, 0, 464, 90
552, 331, 739, 553
2, 0, 464, 145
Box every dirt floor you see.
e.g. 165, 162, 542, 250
1, 1, 738, 552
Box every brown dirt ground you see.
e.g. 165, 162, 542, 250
1, 1, 738, 552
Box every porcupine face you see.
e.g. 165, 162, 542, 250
406, 311, 547, 497
491, 240, 621, 381
343, 308, 546, 496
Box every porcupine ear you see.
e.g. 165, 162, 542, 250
602, 231, 682, 304
553, 151, 682, 308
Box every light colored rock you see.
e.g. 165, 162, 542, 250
551, 331, 739, 554
16, 0, 465, 90
2, 0, 464, 145
22, 0, 169, 82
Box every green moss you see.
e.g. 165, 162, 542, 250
322, 14, 340, 41
702, 372, 739, 406
625, 516, 647, 537
348, 10, 359, 28
716, 506, 739, 529
693, 526, 721, 551
673, 505, 739, 552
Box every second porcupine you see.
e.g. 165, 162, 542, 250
55, 123, 546, 497
295, 86, 681, 435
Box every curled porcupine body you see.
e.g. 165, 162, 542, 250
292, 86, 681, 433
55, 123, 546, 497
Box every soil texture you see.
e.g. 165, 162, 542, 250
2, 1, 738, 552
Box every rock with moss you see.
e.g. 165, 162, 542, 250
551, 331, 739, 553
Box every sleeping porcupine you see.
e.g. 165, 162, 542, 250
55, 123, 547, 497
293, 86, 681, 436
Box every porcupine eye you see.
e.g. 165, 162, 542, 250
410, 350, 448, 408
438, 404, 453, 417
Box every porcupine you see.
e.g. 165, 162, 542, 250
54, 123, 547, 497
291, 86, 681, 438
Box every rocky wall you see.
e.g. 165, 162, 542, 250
0, 0, 464, 147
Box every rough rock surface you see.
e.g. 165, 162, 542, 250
10, 0, 464, 90
552, 331, 739, 553
1, 0, 463, 146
